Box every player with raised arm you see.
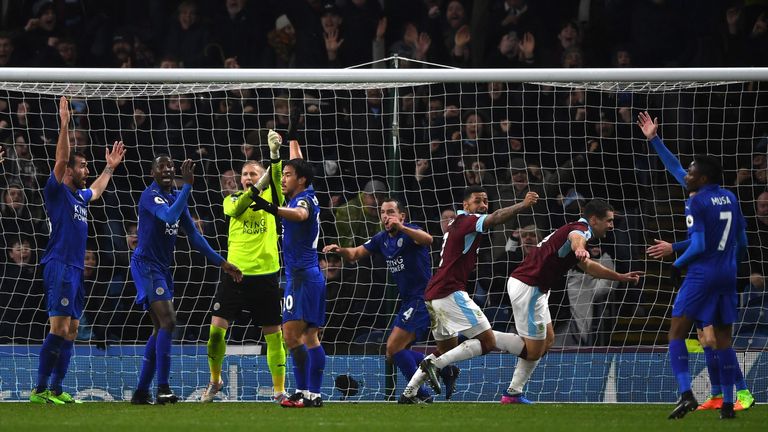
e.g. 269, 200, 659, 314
638, 111, 749, 419
30, 97, 126, 404
130, 155, 242, 405
400, 186, 541, 402
248, 141, 326, 408
201, 130, 289, 403
323, 198, 439, 403
503, 199, 643, 404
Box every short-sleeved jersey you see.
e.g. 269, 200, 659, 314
283, 186, 320, 271
685, 184, 745, 292
41, 174, 93, 269
425, 211, 488, 301
133, 181, 189, 268
511, 218, 592, 293
363, 223, 431, 302
223, 160, 283, 276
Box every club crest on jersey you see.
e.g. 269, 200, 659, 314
154, 196, 167, 205
155, 287, 165, 296
60, 297, 69, 306
686, 215, 694, 228
213, 302, 220, 311
397, 238, 403, 247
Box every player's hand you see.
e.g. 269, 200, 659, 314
574, 248, 590, 262
522, 191, 539, 207
59, 96, 70, 125
180, 159, 195, 185
251, 166, 272, 193
322, 244, 341, 254
249, 194, 278, 215
267, 130, 281, 159
221, 261, 243, 283
646, 239, 673, 259
385, 217, 403, 232
105, 140, 126, 169
618, 270, 644, 284
637, 111, 659, 140
669, 264, 682, 289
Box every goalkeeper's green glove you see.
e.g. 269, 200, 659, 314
267, 129, 281, 160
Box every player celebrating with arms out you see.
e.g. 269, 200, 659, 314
638, 111, 749, 419
130, 155, 242, 405
201, 130, 288, 403
503, 199, 643, 404
323, 197, 439, 403
31, 96, 126, 404
248, 141, 326, 408
402, 186, 540, 402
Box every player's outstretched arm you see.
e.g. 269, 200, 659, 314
322, 243, 370, 262
89, 141, 126, 201
266, 130, 285, 204
578, 260, 644, 283
52, 96, 71, 183
647, 238, 692, 259
483, 191, 538, 229
637, 111, 686, 188
289, 139, 303, 160
249, 193, 308, 222
569, 231, 590, 262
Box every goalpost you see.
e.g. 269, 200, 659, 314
0, 66, 766, 403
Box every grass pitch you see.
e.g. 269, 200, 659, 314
2, 402, 764, 432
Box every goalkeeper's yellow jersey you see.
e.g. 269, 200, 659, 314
222, 160, 283, 276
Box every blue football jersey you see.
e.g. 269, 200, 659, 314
41, 174, 93, 269
283, 186, 320, 271
133, 181, 188, 268
363, 223, 431, 302
685, 184, 745, 290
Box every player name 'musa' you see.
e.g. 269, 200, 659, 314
711, 196, 733, 206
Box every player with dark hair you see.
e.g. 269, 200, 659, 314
249, 141, 326, 408
130, 155, 242, 405
31, 96, 126, 404
201, 130, 288, 403
401, 185, 541, 402
638, 111, 749, 419
323, 197, 440, 402
502, 198, 643, 404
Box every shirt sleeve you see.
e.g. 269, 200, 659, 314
688, 197, 705, 233
150, 184, 192, 224
179, 208, 224, 266
80, 188, 93, 203
362, 232, 381, 255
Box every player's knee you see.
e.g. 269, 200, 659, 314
283, 332, 302, 348
160, 318, 176, 332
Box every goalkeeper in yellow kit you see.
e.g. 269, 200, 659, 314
201, 130, 288, 402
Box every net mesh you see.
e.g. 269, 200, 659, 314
1, 74, 767, 402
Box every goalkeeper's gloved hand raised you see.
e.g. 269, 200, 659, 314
267, 129, 281, 160
249, 193, 278, 215
249, 166, 271, 194
669, 264, 682, 289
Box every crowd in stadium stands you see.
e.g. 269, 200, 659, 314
1, 0, 768, 348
